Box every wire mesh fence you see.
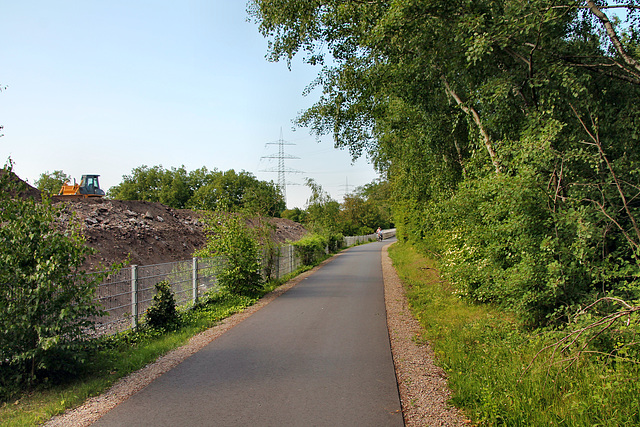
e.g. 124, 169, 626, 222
90, 230, 395, 337
91, 257, 223, 336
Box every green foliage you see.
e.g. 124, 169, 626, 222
292, 233, 328, 265
282, 178, 394, 238
292, 231, 343, 265
389, 243, 640, 426
144, 281, 180, 330
108, 165, 285, 216
196, 212, 264, 296
0, 164, 108, 399
251, 0, 640, 330
34, 170, 71, 195
281, 207, 307, 223
339, 182, 392, 236
303, 178, 341, 233
108, 165, 192, 208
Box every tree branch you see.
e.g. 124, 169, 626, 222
441, 77, 503, 174
569, 102, 640, 260
522, 298, 640, 378
585, 0, 640, 76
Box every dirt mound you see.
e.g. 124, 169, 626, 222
0, 169, 42, 200
3, 172, 308, 271
55, 199, 308, 270
55, 199, 206, 270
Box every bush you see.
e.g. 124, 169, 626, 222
389, 243, 640, 425
145, 281, 179, 330
0, 166, 108, 398
196, 212, 264, 296
326, 232, 344, 252
292, 233, 326, 265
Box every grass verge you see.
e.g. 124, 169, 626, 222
388, 242, 640, 426
0, 267, 313, 426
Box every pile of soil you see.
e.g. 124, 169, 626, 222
0, 169, 42, 200
55, 198, 207, 270
2, 172, 308, 271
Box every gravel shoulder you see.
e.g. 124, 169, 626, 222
381, 243, 469, 426
47, 243, 468, 426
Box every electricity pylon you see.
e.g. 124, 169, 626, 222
260, 129, 303, 206
340, 177, 354, 199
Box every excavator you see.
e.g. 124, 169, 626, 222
58, 174, 105, 199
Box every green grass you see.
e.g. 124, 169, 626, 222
0, 267, 313, 426
388, 242, 640, 426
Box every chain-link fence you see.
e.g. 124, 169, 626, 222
91, 230, 396, 336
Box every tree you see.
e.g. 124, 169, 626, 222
109, 165, 285, 216
339, 180, 393, 235
188, 169, 284, 215
304, 178, 340, 233
108, 165, 193, 208
281, 207, 307, 223
35, 170, 71, 195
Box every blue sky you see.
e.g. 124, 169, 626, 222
0, 1, 379, 208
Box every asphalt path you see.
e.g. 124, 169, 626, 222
93, 239, 403, 426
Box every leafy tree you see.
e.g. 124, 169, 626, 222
339, 180, 393, 235
35, 170, 71, 195
281, 207, 307, 223
109, 165, 285, 216
340, 193, 386, 236
188, 169, 284, 215
251, 0, 640, 328
242, 179, 286, 217
0, 164, 108, 396
304, 178, 340, 233
108, 165, 193, 208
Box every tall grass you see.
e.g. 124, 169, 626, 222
388, 242, 640, 426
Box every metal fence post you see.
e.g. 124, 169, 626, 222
131, 264, 138, 329
289, 245, 294, 275
192, 257, 198, 304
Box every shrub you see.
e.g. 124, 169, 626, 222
144, 281, 179, 330
326, 231, 344, 252
293, 233, 330, 265
196, 212, 264, 296
0, 165, 108, 398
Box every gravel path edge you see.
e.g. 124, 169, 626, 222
382, 243, 469, 426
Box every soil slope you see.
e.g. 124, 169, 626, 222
56, 199, 308, 270
3, 173, 308, 270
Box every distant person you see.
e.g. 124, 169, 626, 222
376, 227, 383, 241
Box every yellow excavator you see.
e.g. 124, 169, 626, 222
58, 174, 105, 199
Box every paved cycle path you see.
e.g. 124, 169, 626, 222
93, 240, 403, 426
